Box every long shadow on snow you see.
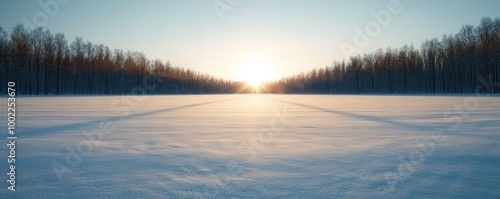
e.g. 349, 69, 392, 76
268, 98, 432, 133
21, 97, 239, 138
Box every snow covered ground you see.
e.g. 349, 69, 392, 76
1, 94, 500, 198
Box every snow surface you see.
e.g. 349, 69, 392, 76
1, 94, 500, 198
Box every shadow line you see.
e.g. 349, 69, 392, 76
267, 97, 431, 132
22, 97, 240, 138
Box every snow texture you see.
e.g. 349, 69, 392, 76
1, 95, 499, 198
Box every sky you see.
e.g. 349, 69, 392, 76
0, 0, 499, 82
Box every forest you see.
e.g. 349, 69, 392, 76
264, 17, 500, 94
0, 17, 499, 95
0, 25, 247, 95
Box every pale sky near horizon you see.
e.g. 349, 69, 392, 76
0, 0, 499, 82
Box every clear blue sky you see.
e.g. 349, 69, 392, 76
0, 0, 499, 81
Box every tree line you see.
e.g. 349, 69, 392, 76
0, 25, 254, 95
0, 17, 499, 95
264, 17, 500, 94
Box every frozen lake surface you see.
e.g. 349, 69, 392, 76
1, 94, 500, 198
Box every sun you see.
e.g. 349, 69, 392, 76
247, 77, 262, 88
236, 56, 276, 89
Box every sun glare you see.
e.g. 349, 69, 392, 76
237, 56, 276, 89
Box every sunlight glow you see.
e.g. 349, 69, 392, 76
236, 56, 276, 89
